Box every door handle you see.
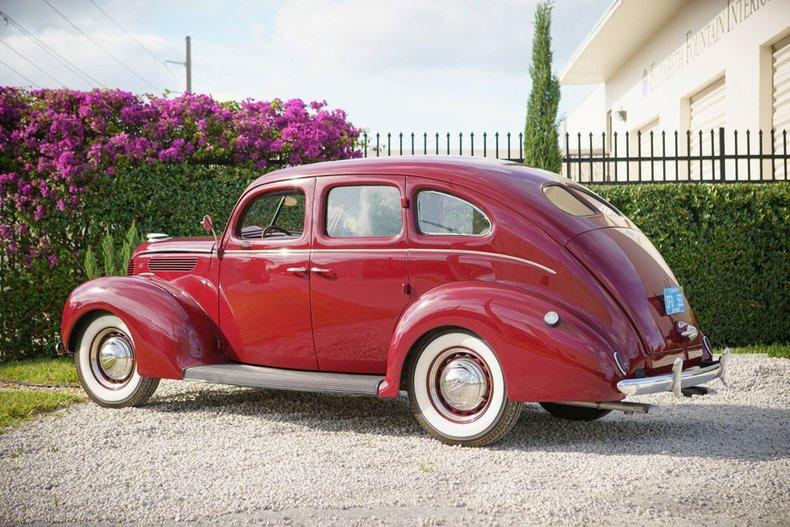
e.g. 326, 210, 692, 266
310, 267, 332, 274
286, 267, 308, 273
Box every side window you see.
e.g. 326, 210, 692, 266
543, 185, 595, 216
326, 185, 402, 237
237, 190, 305, 239
415, 190, 491, 235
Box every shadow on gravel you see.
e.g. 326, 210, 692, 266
145, 384, 789, 461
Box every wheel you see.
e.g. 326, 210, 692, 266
407, 330, 522, 447
540, 403, 611, 421
74, 313, 159, 408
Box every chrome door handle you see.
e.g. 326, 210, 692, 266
310, 267, 332, 274
286, 267, 308, 273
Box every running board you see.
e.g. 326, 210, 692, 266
183, 363, 383, 396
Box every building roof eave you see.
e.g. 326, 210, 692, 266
560, 0, 687, 85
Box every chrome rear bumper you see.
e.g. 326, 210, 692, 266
617, 349, 730, 397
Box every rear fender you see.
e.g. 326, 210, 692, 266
380, 282, 637, 402
60, 276, 224, 379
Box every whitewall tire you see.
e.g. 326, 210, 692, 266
408, 330, 522, 446
75, 313, 159, 408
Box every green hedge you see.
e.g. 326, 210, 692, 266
595, 183, 789, 347
0, 172, 787, 361
0, 164, 262, 362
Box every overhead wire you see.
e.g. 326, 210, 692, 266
87, 0, 179, 85
0, 39, 64, 87
42, 0, 161, 92
0, 56, 39, 87
0, 9, 106, 87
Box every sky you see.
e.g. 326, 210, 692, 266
0, 0, 609, 135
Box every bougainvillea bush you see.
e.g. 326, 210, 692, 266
0, 88, 359, 360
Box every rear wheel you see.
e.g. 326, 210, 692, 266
75, 314, 159, 408
540, 403, 610, 421
407, 330, 522, 447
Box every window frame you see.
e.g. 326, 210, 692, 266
413, 189, 493, 237
323, 183, 404, 240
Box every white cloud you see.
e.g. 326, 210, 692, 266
0, 0, 608, 134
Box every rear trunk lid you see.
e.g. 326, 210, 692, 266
566, 226, 702, 355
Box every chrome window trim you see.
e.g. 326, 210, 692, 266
415, 190, 492, 237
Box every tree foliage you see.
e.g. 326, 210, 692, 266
523, 0, 562, 172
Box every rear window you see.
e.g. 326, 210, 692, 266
543, 185, 595, 216
415, 190, 491, 235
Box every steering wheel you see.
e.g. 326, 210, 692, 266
261, 225, 293, 237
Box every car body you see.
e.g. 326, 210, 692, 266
61, 157, 728, 446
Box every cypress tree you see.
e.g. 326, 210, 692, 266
523, 0, 562, 172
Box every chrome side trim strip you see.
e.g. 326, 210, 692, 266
136, 248, 214, 256
221, 248, 556, 274
184, 363, 383, 395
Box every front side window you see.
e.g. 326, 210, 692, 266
238, 190, 305, 239
326, 185, 402, 237
543, 185, 595, 216
415, 190, 491, 235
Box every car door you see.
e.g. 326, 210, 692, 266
310, 175, 410, 374
218, 178, 318, 370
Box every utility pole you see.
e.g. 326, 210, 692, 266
165, 35, 192, 93
185, 36, 191, 93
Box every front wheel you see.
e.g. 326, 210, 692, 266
408, 331, 522, 447
75, 313, 159, 408
540, 403, 610, 421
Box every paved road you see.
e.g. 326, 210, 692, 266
1, 354, 788, 526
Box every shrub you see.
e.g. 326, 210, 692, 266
595, 183, 789, 347
0, 88, 359, 361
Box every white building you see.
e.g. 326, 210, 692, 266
561, 0, 790, 180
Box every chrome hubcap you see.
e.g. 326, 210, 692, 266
98, 336, 134, 381
439, 358, 488, 411
90, 328, 134, 390
428, 348, 492, 423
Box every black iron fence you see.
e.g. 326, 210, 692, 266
357, 128, 789, 184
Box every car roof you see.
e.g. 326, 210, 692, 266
246, 157, 592, 245
249, 156, 563, 192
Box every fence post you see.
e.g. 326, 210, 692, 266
718, 127, 726, 182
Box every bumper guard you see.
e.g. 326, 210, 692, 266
617, 349, 730, 397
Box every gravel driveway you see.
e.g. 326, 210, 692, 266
1, 353, 788, 526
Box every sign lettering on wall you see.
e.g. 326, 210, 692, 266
642, 0, 771, 95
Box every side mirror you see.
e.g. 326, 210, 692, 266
202, 214, 214, 234
202, 214, 218, 245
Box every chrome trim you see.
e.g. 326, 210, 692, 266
310, 267, 332, 273
147, 246, 556, 275
617, 349, 729, 397
561, 401, 652, 414
146, 233, 171, 242
136, 248, 214, 256
543, 311, 560, 327
286, 266, 308, 273
676, 321, 698, 340
612, 352, 627, 376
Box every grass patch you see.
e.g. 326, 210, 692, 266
0, 390, 82, 430
729, 344, 790, 359
0, 357, 77, 385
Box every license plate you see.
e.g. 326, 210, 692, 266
663, 286, 686, 315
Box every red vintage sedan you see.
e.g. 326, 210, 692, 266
60, 157, 729, 446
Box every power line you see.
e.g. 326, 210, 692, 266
42, 0, 161, 92
0, 56, 39, 87
87, 0, 179, 84
0, 39, 64, 87
0, 10, 106, 87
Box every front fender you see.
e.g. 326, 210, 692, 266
60, 276, 224, 379
380, 282, 640, 402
